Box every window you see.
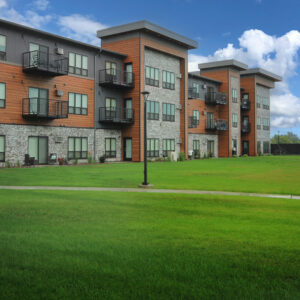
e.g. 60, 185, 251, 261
69, 52, 88, 76
257, 141, 261, 155
257, 117, 261, 129
257, 95, 261, 108
193, 83, 200, 96
263, 97, 270, 110
0, 82, 5, 108
106, 61, 117, 75
105, 98, 117, 119
232, 113, 238, 127
0, 135, 5, 162
68, 93, 88, 115
162, 103, 175, 122
0, 35, 6, 60
193, 140, 200, 151
207, 140, 214, 157
232, 88, 238, 103
163, 139, 175, 157
145, 66, 159, 87
146, 100, 159, 120
162, 70, 175, 90
263, 141, 270, 154
263, 118, 270, 130
193, 110, 200, 124
147, 138, 159, 157
68, 137, 88, 159
105, 138, 116, 158
232, 139, 237, 156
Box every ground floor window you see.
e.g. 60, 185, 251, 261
263, 141, 270, 154
207, 140, 214, 157
105, 138, 116, 158
0, 135, 5, 162
147, 138, 159, 157
193, 140, 200, 158
232, 139, 237, 156
162, 139, 175, 157
257, 141, 261, 155
68, 137, 88, 159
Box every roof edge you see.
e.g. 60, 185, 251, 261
198, 59, 248, 71
241, 68, 282, 82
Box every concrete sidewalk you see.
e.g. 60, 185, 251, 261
0, 185, 299, 200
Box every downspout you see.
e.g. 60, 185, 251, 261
139, 32, 142, 162
93, 50, 98, 161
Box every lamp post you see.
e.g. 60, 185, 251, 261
141, 91, 150, 187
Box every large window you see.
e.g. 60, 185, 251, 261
146, 100, 159, 120
232, 88, 238, 103
105, 138, 116, 158
256, 95, 261, 108
0, 35, 6, 60
105, 61, 117, 75
0, 135, 5, 162
105, 98, 117, 118
68, 93, 88, 115
192, 82, 200, 98
263, 118, 270, 130
263, 141, 270, 154
0, 82, 5, 108
147, 138, 159, 157
163, 139, 175, 157
232, 113, 238, 128
162, 70, 175, 90
68, 137, 88, 159
193, 110, 200, 125
145, 66, 159, 87
162, 103, 175, 122
69, 52, 88, 76
193, 140, 200, 151
262, 97, 270, 110
257, 117, 261, 129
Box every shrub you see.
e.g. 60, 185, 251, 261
242, 154, 248, 158
177, 152, 186, 162
73, 158, 78, 165
88, 155, 93, 164
99, 156, 106, 163
194, 150, 200, 159
16, 160, 21, 168
5, 161, 11, 168
58, 157, 64, 165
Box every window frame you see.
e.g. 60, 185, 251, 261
0, 34, 7, 61
162, 70, 175, 90
145, 66, 159, 87
147, 138, 159, 157
0, 82, 6, 109
256, 95, 261, 108
263, 118, 270, 130
193, 140, 200, 151
162, 103, 175, 122
262, 97, 270, 110
105, 138, 116, 158
68, 52, 88, 76
232, 113, 238, 128
193, 110, 200, 124
162, 139, 175, 157
232, 88, 238, 103
257, 117, 261, 129
68, 137, 88, 160
0, 135, 5, 162
68, 92, 88, 115
146, 100, 159, 120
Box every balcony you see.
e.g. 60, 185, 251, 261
241, 99, 250, 111
241, 122, 251, 134
22, 98, 68, 120
206, 119, 228, 131
205, 92, 227, 105
99, 68, 134, 89
188, 88, 200, 99
23, 50, 68, 76
188, 116, 198, 128
99, 107, 134, 125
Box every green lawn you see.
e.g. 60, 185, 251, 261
0, 190, 299, 299
0, 156, 300, 195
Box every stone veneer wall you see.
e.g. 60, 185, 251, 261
0, 124, 121, 166
188, 133, 219, 158
144, 48, 182, 156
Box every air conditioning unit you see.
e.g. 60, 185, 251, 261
56, 90, 64, 97
178, 138, 182, 144
177, 73, 182, 79
56, 48, 64, 55
55, 136, 63, 143
202, 84, 207, 89
177, 104, 182, 110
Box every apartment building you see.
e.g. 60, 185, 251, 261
187, 60, 281, 158
0, 18, 281, 166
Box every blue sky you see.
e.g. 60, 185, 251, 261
1, 0, 300, 136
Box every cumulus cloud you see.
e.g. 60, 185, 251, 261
57, 14, 107, 45
0, 0, 7, 9
189, 29, 300, 130
32, 0, 49, 11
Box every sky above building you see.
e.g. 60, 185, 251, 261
1, 0, 300, 136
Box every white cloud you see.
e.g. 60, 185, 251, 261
0, 0, 7, 9
33, 0, 49, 11
57, 14, 107, 45
189, 29, 300, 130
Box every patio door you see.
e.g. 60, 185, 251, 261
29, 43, 48, 68
28, 136, 48, 164
207, 140, 214, 157
124, 63, 133, 84
29, 87, 48, 116
124, 98, 133, 120
124, 138, 132, 161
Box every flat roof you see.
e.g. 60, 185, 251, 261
97, 20, 198, 49
198, 59, 248, 71
189, 72, 222, 84
0, 18, 127, 57
241, 68, 282, 82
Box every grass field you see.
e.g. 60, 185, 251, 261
0, 155, 299, 195
0, 190, 299, 299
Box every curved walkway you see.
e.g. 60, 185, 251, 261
0, 185, 299, 200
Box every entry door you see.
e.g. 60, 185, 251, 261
29, 43, 49, 68
29, 87, 48, 116
207, 140, 214, 157
243, 141, 249, 155
28, 136, 48, 164
124, 63, 133, 84
124, 138, 132, 161
124, 98, 133, 120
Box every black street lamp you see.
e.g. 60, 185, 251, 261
140, 90, 152, 187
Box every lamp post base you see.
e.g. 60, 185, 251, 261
139, 183, 154, 189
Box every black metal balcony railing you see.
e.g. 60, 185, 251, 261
188, 88, 200, 99
99, 68, 134, 88
205, 92, 227, 105
0, 51, 6, 61
22, 50, 68, 76
188, 116, 198, 128
206, 119, 228, 131
99, 107, 134, 124
241, 99, 250, 110
241, 122, 251, 134
22, 98, 68, 119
